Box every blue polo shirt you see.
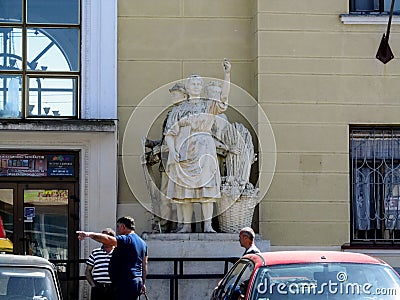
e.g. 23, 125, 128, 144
109, 233, 148, 283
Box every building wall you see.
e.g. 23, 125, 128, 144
117, 0, 400, 247
256, 0, 400, 247
117, 0, 258, 231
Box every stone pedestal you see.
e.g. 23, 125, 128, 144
141, 233, 270, 300
142, 232, 270, 257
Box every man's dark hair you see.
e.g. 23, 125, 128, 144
117, 216, 136, 230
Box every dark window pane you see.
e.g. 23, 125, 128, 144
0, 75, 22, 118
0, 0, 22, 23
384, 0, 400, 13
351, 128, 400, 243
352, 0, 400, 13
353, 0, 378, 12
27, 0, 79, 24
0, 1, 80, 119
27, 28, 79, 72
0, 28, 22, 71
28, 77, 77, 117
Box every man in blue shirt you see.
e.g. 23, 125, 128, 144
77, 216, 148, 300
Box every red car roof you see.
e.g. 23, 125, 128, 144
245, 251, 386, 266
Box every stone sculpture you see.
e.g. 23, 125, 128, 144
143, 83, 188, 232
162, 59, 231, 233
143, 58, 258, 233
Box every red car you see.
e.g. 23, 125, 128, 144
211, 251, 400, 300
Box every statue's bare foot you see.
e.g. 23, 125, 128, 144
177, 224, 192, 233
204, 226, 216, 233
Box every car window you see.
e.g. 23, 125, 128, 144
218, 259, 254, 300
0, 267, 58, 300
233, 263, 254, 299
250, 262, 400, 300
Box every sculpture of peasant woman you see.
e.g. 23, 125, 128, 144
164, 59, 231, 233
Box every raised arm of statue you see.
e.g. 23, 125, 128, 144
220, 58, 231, 103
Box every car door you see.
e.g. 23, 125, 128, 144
212, 258, 255, 300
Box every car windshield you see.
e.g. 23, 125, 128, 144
250, 263, 400, 300
0, 266, 58, 300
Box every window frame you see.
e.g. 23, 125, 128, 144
215, 259, 255, 299
350, 126, 400, 245
350, 0, 400, 15
0, 0, 81, 119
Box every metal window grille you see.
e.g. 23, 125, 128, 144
350, 127, 400, 244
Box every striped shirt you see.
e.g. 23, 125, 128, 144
86, 247, 113, 284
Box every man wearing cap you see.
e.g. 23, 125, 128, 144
239, 227, 260, 256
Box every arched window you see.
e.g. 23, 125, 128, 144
0, 0, 80, 118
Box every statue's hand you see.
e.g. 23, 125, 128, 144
223, 58, 231, 73
140, 154, 147, 164
168, 149, 179, 164
229, 147, 241, 155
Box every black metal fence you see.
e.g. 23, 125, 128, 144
52, 256, 239, 300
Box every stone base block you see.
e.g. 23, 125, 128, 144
141, 233, 270, 300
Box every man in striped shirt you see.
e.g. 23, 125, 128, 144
85, 228, 115, 300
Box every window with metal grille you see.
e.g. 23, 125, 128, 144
350, 0, 400, 14
0, 0, 80, 118
350, 127, 400, 244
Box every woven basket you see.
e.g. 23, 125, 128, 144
217, 194, 258, 233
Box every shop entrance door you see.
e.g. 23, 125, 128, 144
0, 182, 79, 299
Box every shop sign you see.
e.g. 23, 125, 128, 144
24, 190, 68, 205
0, 153, 75, 177
24, 207, 35, 222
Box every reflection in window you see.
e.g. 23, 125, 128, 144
0, 28, 22, 71
0, 189, 14, 253
0, 0, 80, 119
220, 261, 249, 299
350, 0, 400, 14
27, 0, 79, 24
24, 189, 68, 260
351, 127, 400, 243
0, 0, 22, 23
27, 28, 79, 71
29, 77, 77, 117
0, 76, 22, 118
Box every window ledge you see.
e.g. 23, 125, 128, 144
0, 119, 117, 132
340, 14, 400, 24
342, 243, 400, 250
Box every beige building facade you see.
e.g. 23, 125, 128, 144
118, 0, 400, 265
2, 0, 400, 299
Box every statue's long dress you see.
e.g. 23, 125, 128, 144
164, 99, 227, 202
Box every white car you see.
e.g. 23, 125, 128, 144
0, 254, 62, 300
